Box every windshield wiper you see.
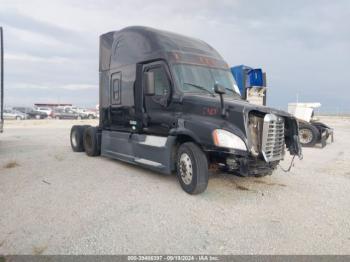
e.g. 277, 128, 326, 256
183, 82, 215, 96
224, 87, 234, 93
223, 87, 241, 98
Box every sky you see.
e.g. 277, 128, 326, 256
1, 0, 349, 112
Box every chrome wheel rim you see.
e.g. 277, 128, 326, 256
299, 129, 313, 144
179, 153, 193, 185
71, 130, 77, 147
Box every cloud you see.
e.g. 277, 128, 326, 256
0, 0, 349, 112
0, 9, 86, 43
6, 53, 71, 64
12, 83, 97, 90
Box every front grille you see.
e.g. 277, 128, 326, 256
261, 114, 285, 162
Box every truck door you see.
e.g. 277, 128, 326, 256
143, 62, 173, 136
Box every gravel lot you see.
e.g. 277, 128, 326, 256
0, 117, 349, 255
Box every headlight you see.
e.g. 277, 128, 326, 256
212, 129, 247, 151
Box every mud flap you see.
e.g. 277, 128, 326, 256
320, 128, 334, 148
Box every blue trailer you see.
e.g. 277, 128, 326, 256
231, 65, 267, 106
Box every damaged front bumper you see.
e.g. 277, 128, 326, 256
205, 112, 302, 176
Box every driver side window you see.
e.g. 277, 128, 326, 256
150, 67, 170, 97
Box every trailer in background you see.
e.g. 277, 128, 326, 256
288, 103, 334, 147
0, 27, 4, 133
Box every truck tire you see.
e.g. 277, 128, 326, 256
176, 142, 209, 194
83, 126, 101, 156
70, 125, 87, 152
299, 123, 319, 147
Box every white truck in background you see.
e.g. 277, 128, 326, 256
288, 103, 334, 147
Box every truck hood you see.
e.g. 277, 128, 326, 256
181, 94, 294, 118
179, 94, 301, 157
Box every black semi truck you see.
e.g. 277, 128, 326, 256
70, 26, 302, 194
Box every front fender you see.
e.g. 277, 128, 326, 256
169, 117, 248, 156
169, 127, 201, 144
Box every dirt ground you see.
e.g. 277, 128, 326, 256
0, 117, 349, 255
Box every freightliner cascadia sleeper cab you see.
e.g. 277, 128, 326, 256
70, 26, 302, 194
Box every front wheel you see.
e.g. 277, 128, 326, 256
176, 142, 209, 194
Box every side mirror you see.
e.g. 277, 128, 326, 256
214, 84, 226, 95
214, 84, 226, 117
214, 83, 226, 95
144, 71, 155, 96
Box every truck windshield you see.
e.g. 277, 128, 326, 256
173, 64, 241, 97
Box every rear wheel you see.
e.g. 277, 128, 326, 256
83, 126, 101, 156
35, 115, 41, 119
176, 142, 209, 194
70, 125, 89, 152
88, 114, 94, 119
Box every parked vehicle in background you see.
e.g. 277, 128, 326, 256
73, 108, 97, 119
3, 109, 27, 120
52, 108, 84, 120
35, 107, 52, 117
288, 103, 334, 147
13, 107, 48, 119
56, 106, 98, 119
231, 65, 266, 106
